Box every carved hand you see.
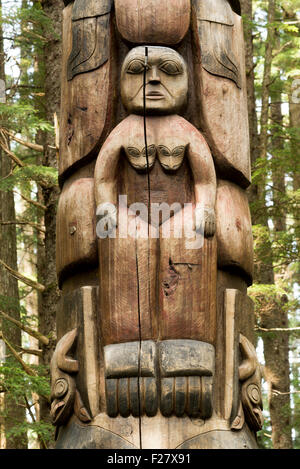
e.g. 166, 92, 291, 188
96, 203, 118, 239
195, 206, 216, 237
204, 207, 216, 237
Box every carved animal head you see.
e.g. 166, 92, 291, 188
239, 334, 264, 431
50, 328, 79, 426
121, 46, 188, 116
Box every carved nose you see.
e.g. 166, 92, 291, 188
148, 67, 161, 84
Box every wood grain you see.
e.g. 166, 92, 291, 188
56, 177, 97, 286
59, 4, 114, 180
56, 286, 100, 418
216, 179, 253, 284
159, 213, 217, 344
191, 7, 251, 187
115, 0, 191, 45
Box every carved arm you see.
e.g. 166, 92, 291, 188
187, 131, 217, 236
94, 133, 122, 208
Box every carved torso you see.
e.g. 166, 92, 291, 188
106, 114, 209, 211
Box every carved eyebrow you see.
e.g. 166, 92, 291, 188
159, 53, 182, 60
126, 55, 146, 63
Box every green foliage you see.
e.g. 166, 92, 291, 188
0, 0, 59, 449
0, 362, 53, 446
0, 164, 58, 191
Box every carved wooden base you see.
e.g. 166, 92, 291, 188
53, 282, 261, 449
55, 413, 258, 449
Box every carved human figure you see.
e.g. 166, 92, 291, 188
96, 46, 216, 235
94, 46, 217, 418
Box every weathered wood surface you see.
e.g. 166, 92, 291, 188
115, 0, 191, 45
215, 280, 255, 419
159, 216, 217, 343
56, 176, 97, 285
192, 3, 251, 187
59, 3, 113, 180
56, 286, 100, 418
216, 180, 253, 283
95, 110, 217, 346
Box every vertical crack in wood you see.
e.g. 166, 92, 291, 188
135, 230, 142, 449
136, 48, 152, 449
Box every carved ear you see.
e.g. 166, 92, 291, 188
238, 334, 257, 381
56, 328, 79, 374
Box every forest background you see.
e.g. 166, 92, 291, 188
0, 0, 299, 450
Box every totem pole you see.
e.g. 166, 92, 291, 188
52, 0, 263, 449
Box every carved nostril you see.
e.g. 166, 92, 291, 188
149, 77, 161, 84
149, 78, 161, 84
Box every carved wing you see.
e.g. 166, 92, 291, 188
195, 0, 241, 88
67, 0, 112, 80
60, 1, 114, 179
192, 0, 251, 187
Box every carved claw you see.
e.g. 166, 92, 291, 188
56, 328, 79, 374
195, 206, 216, 237
74, 390, 92, 423
203, 207, 216, 238
238, 334, 256, 381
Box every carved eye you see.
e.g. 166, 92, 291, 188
158, 145, 171, 157
171, 146, 185, 157
142, 144, 156, 157
54, 378, 68, 398
127, 147, 141, 158
159, 60, 183, 75
126, 59, 145, 74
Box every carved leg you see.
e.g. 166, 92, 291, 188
104, 341, 158, 418
158, 209, 217, 343
98, 214, 158, 345
158, 340, 214, 419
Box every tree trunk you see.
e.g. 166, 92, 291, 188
255, 3, 293, 448
35, 0, 64, 447
260, 85, 293, 450
240, 0, 260, 211
0, 0, 27, 448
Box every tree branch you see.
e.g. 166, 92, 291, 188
255, 326, 300, 333
13, 191, 47, 211
0, 140, 25, 167
24, 395, 36, 423
272, 389, 300, 396
272, 41, 292, 57
0, 310, 49, 346
17, 346, 43, 358
0, 332, 37, 376
0, 259, 46, 292
0, 220, 45, 233
1, 129, 44, 152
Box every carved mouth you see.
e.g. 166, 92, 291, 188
50, 400, 65, 424
146, 90, 165, 100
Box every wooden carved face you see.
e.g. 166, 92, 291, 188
121, 46, 188, 116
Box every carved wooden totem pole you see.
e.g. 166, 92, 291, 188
52, 0, 263, 449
